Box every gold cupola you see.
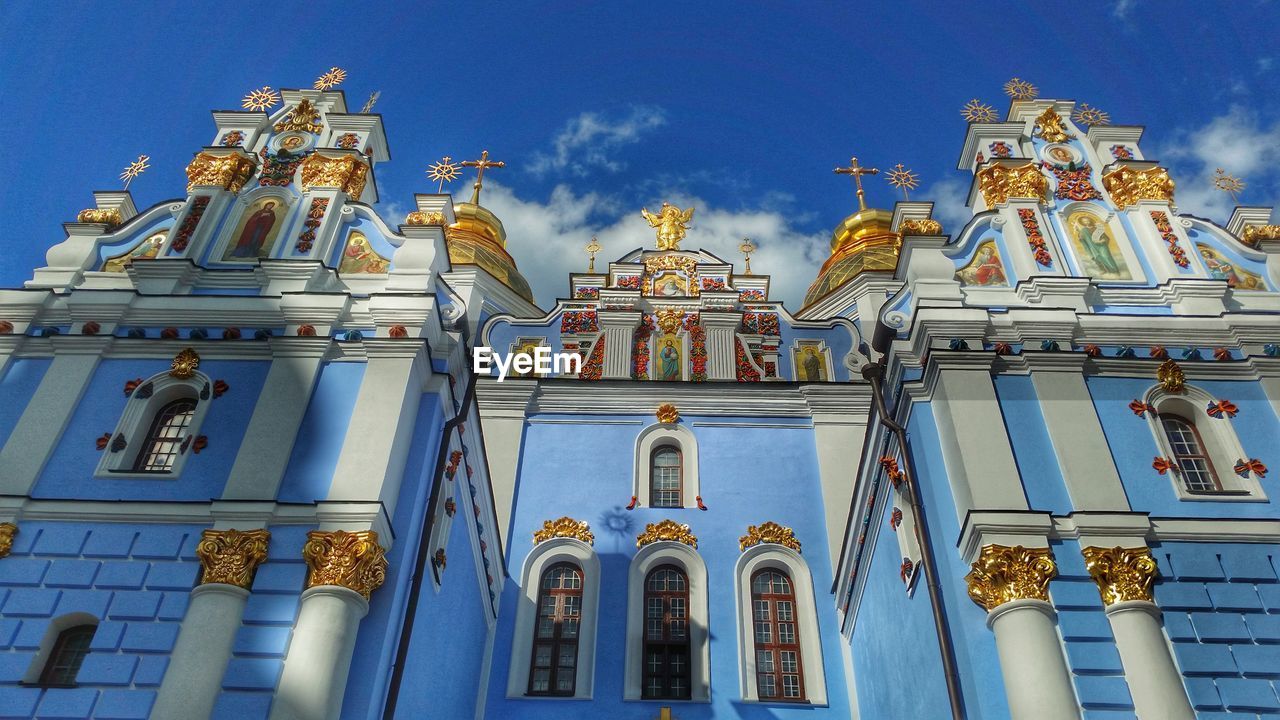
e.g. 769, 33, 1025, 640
445, 151, 535, 303
802, 158, 901, 307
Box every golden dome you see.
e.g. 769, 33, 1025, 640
446, 201, 534, 303
802, 207, 901, 308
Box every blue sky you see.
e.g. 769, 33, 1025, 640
1, 1, 1277, 306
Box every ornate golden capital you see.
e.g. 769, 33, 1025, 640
1033, 107, 1073, 143
274, 98, 324, 134
185, 151, 257, 194
1241, 224, 1280, 247
405, 210, 446, 226
0, 523, 17, 558
1082, 546, 1159, 605
637, 519, 697, 549
533, 517, 594, 545
302, 530, 388, 600
1102, 165, 1175, 210
965, 544, 1057, 612
1157, 358, 1185, 393
76, 208, 123, 227
655, 403, 680, 424
301, 153, 369, 198
170, 347, 200, 379
196, 529, 270, 589
976, 163, 1047, 207
739, 522, 801, 552
899, 218, 942, 237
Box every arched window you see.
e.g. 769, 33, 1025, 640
38, 624, 96, 686
528, 563, 583, 696
134, 398, 197, 472
650, 447, 683, 508
1160, 414, 1221, 493
751, 570, 805, 701
643, 565, 691, 699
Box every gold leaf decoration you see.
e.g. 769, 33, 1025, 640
655, 403, 680, 424
1157, 358, 1185, 394
964, 544, 1057, 612
1033, 107, 1073, 143
976, 163, 1048, 207
899, 218, 943, 236
0, 523, 17, 558
1101, 165, 1176, 210
655, 309, 684, 335
302, 529, 388, 600
274, 98, 324, 134
637, 519, 697, 549
170, 348, 200, 379
76, 208, 123, 227
961, 99, 998, 124
739, 521, 801, 552
196, 529, 270, 589
405, 210, 446, 226
1082, 546, 1159, 605
1241, 224, 1280, 247
185, 151, 258, 194
300, 153, 370, 198
532, 517, 595, 546
641, 202, 696, 251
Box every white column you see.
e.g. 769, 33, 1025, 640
987, 599, 1080, 719
269, 586, 369, 720
1106, 602, 1194, 719
476, 379, 536, 543
152, 584, 250, 719
801, 385, 870, 572
700, 312, 741, 381
598, 311, 640, 380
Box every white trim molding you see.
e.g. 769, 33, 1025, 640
634, 422, 700, 509
1143, 382, 1266, 501
734, 544, 828, 706
95, 368, 214, 479
507, 538, 600, 700
623, 540, 711, 702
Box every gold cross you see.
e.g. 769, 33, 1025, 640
834, 156, 880, 211
460, 150, 506, 204
585, 236, 602, 273
738, 237, 756, 275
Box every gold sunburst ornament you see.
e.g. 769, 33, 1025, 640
314, 67, 348, 91
961, 99, 998, 124
120, 155, 150, 190
242, 86, 280, 112
1212, 168, 1245, 204
427, 156, 461, 193
885, 163, 920, 200
1072, 103, 1111, 127
1003, 77, 1039, 101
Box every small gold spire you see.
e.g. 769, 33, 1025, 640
585, 236, 602, 273
460, 150, 506, 204
1212, 168, 1245, 204
427, 156, 461, 193
834, 156, 880, 211
360, 91, 380, 114
738, 238, 756, 274
885, 163, 920, 201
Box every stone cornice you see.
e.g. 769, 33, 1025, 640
523, 379, 871, 418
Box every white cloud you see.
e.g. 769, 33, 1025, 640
528, 107, 667, 177
480, 181, 829, 308
1159, 106, 1280, 221
923, 178, 973, 235
1112, 0, 1137, 18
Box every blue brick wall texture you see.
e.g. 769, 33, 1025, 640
0, 522, 201, 719
1051, 540, 1135, 713
1154, 542, 1280, 715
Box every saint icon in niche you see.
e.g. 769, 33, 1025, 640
653, 272, 685, 297
1198, 246, 1262, 290
1046, 146, 1075, 165
954, 241, 1009, 287
338, 232, 390, 274
793, 343, 829, 382
224, 199, 284, 261
657, 336, 681, 380
1067, 213, 1130, 280
103, 232, 166, 272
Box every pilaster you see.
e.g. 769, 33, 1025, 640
476, 378, 538, 543
700, 311, 741, 380
598, 310, 641, 380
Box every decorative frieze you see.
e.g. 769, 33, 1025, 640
532, 517, 595, 546
302, 529, 388, 600
964, 544, 1057, 612
300, 153, 369, 198
1102, 165, 1175, 209
637, 519, 697, 549
195, 528, 270, 589
738, 521, 801, 552
976, 163, 1047, 207
1081, 546, 1158, 605
185, 151, 257, 194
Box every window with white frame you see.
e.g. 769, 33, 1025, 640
735, 544, 828, 705
624, 542, 710, 701
634, 423, 699, 508
508, 538, 599, 699
24, 613, 98, 687
1144, 383, 1265, 501
96, 369, 213, 478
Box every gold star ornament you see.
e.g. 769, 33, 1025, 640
314, 67, 348, 91
427, 156, 461, 193
242, 86, 281, 112
1072, 103, 1111, 127
120, 155, 150, 189
961, 99, 998, 124
1212, 168, 1245, 203
1003, 77, 1039, 101
885, 163, 920, 200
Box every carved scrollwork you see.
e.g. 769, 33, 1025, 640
195, 529, 270, 589
170, 348, 200, 379
1157, 358, 1185, 393
0, 523, 17, 558
1033, 107, 1073, 143
405, 210, 446, 226
739, 521, 801, 552
636, 519, 697, 549
1241, 224, 1280, 247
899, 218, 942, 236
976, 163, 1047, 207
964, 544, 1057, 612
655, 403, 680, 424
185, 151, 257, 194
1082, 546, 1159, 605
1101, 165, 1175, 210
76, 208, 123, 227
300, 153, 370, 198
302, 529, 388, 600
532, 517, 595, 546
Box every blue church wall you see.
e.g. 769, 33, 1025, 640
277, 361, 366, 502
32, 358, 269, 502
0, 521, 203, 719
993, 374, 1073, 515
1087, 376, 1280, 518
483, 414, 852, 717
0, 357, 51, 449
1151, 542, 1280, 715
1048, 539, 1135, 715
850, 501, 951, 718
343, 393, 446, 720
211, 524, 312, 720
903, 405, 1011, 720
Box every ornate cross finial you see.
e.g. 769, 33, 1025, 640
360, 91, 381, 114
1212, 168, 1245, 204
885, 163, 920, 201
427, 156, 461, 193
242, 86, 280, 112
120, 155, 150, 190
313, 67, 347, 91
834, 156, 880, 211
738, 237, 756, 274
585, 236, 602, 273
460, 150, 506, 204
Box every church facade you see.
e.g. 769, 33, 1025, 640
0, 80, 1277, 720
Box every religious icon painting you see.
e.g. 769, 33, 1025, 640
338, 231, 390, 274
1043, 144, 1079, 167
509, 337, 548, 378
792, 340, 831, 382
103, 231, 166, 272
275, 133, 311, 153
954, 240, 1010, 287
223, 197, 287, 262
1064, 211, 1133, 280
1197, 245, 1264, 290
651, 271, 687, 297
654, 333, 683, 381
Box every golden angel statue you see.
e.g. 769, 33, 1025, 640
641, 202, 695, 251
